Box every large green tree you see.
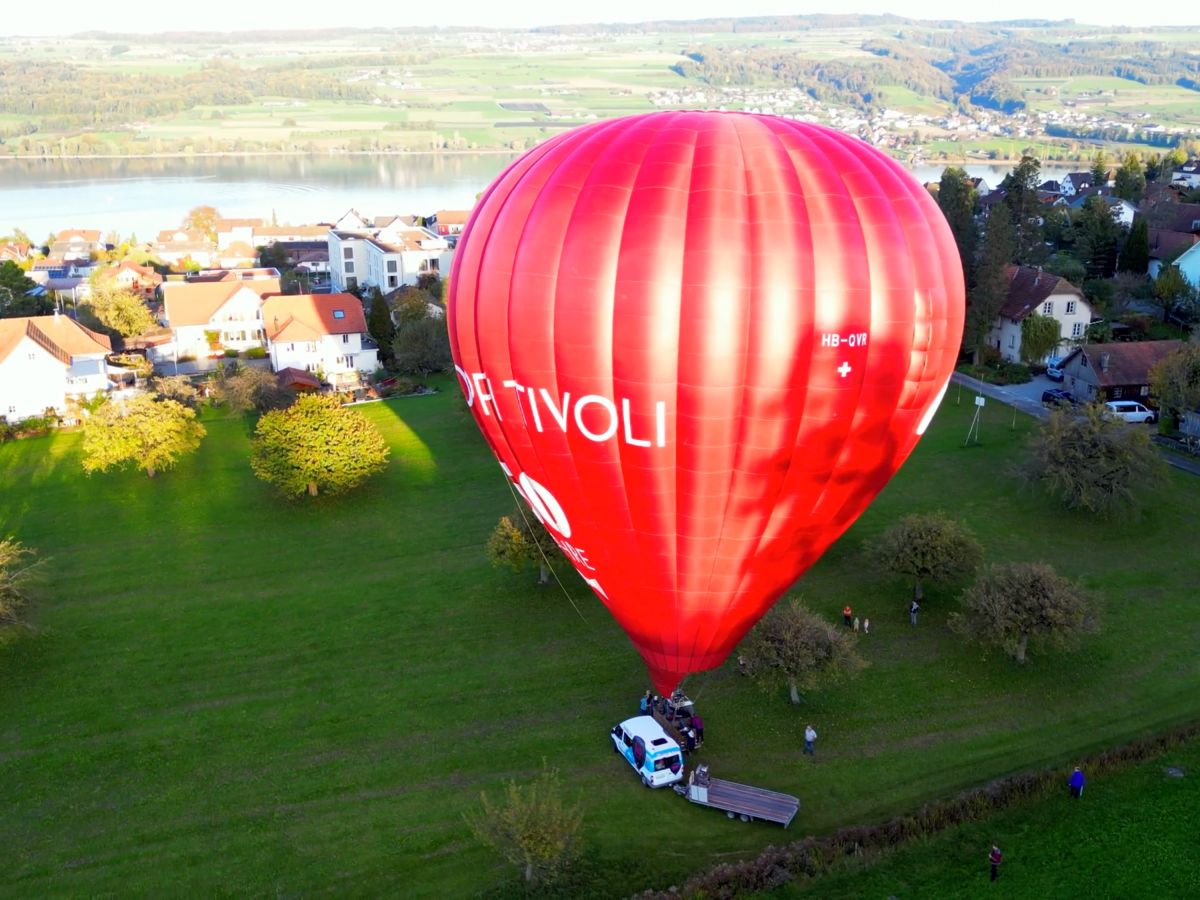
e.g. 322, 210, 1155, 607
393, 316, 452, 377
82, 286, 155, 337
1117, 216, 1149, 275
1023, 404, 1167, 519
0, 538, 41, 628
366, 288, 396, 368
936, 167, 978, 289
1020, 312, 1063, 363
872, 511, 983, 604
1090, 150, 1108, 186
1150, 265, 1197, 324
1114, 152, 1146, 202
0, 261, 50, 318
81, 394, 205, 478
950, 562, 1097, 664
1071, 195, 1124, 279
738, 598, 866, 704
251, 394, 389, 497
183, 205, 220, 241
964, 205, 1016, 357
215, 364, 291, 415
487, 505, 563, 585
1149, 343, 1200, 430
1001, 155, 1043, 263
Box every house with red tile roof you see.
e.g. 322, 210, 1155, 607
0, 242, 32, 264
261, 293, 378, 388
161, 278, 279, 359
428, 209, 471, 236
0, 313, 112, 421
988, 265, 1093, 363
93, 260, 163, 299
1147, 229, 1199, 279
214, 218, 264, 250
152, 228, 218, 269
1060, 340, 1183, 403
327, 221, 451, 293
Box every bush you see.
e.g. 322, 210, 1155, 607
243, 346, 267, 359
223, 348, 239, 358
956, 361, 1032, 385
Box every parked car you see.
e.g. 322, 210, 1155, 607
610, 716, 684, 788
1041, 388, 1076, 406
1045, 357, 1065, 381
1103, 400, 1156, 424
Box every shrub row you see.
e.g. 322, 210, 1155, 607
636, 721, 1200, 899
0, 414, 58, 441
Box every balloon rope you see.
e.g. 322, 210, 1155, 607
505, 480, 597, 631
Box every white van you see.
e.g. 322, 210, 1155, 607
610, 716, 684, 788
1104, 400, 1156, 424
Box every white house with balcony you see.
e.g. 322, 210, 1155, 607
0, 313, 112, 421
327, 219, 452, 293
988, 266, 1093, 363
262, 293, 378, 387
161, 278, 279, 359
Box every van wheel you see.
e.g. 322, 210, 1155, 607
1145, 415, 1155, 423
642, 775, 652, 788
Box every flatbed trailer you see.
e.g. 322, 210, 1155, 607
673, 765, 800, 827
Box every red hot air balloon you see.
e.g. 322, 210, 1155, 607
447, 111, 964, 696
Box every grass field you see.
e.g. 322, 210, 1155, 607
2, 381, 1199, 895
786, 736, 1200, 897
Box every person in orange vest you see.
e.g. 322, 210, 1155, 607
842, 604, 853, 627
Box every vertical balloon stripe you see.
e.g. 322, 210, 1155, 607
446, 112, 965, 695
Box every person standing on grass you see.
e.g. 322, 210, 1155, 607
1069, 766, 1086, 798
691, 713, 704, 745
863, 617, 871, 635
843, 604, 853, 627
989, 845, 1003, 882
803, 724, 817, 755
910, 599, 920, 626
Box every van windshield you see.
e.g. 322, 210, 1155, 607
653, 754, 681, 772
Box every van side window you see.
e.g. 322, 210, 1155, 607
623, 731, 632, 748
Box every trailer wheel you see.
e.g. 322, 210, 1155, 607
726, 811, 735, 819
739, 814, 751, 822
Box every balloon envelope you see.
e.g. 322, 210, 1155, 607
447, 111, 964, 695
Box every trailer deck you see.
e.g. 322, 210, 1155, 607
675, 765, 800, 827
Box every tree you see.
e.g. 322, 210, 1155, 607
465, 766, 583, 886
738, 599, 866, 704
366, 288, 396, 368
1117, 216, 1149, 275
82, 394, 205, 478
1000, 155, 1044, 263
1023, 404, 1167, 519
964, 205, 1016, 357
251, 394, 389, 498
1071, 195, 1124, 279
184, 205, 221, 241
871, 511, 982, 604
1020, 312, 1063, 363
936, 167, 978, 289
1114, 152, 1146, 202
391, 285, 434, 324
0, 538, 41, 628
1150, 265, 1198, 325
82, 286, 154, 337
1041, 251, 1087, 285
0, 261, 50, 318
1149, 343, 1200, 430
393, 317, 452, 376
1090, 150, 1108, 186
215, 363, 291, 414
148, 375, 200, 409
950, 562, 1097, 664
487, 505, 563, 584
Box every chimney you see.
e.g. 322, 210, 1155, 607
1100, 353, 1110, 372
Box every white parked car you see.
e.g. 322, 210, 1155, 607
1104, 400, 1156, 424
610, 716, 684, 788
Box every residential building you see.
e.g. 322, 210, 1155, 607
1068, 192, 1136, 227
0, 313, 112, 421
1060, 340, 1183, 403
428, 209, 471, 236
327, 221, 452, 293
93, 260, 163, 299
1148, 230, 1199, 279
161, 278, 279, 359
1173, 242, 1200, 291
989, 266, 1093, 363
0, 242, 31, 264
153, 228, 218, 269
262, 293, 378, 388
1060, 172, 1094, 197
214, 218, 264, 250
216, 241, 259, 269
1170, 160, 1200, 190
188, 268, 281, 284
51, 229, 104, 262
252, 225, 330, 245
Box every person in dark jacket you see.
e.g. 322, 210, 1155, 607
989, 845, 1003, 882
691, 714, 704, 745
1068, 766, 1085, 798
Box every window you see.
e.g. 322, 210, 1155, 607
344, 261, 355, 274
387, 275, 397, 288
333, 309, 345, 319
6, 406, 14, 414
1009, 334, 1016, 348
1066, 300, 1077, 314
429, 259, 439, 272
342, 247, 353, 260
1112, 387, 1124, 398
346, 277, 357, 291
386, 260, 397, 273
1072, 322, 1083, 337
653, 754, 681, 772
622, 731, 632, 748
1042, 301, 1053, 315
1140, 385, 1150, 396
342, 334, 349, 344
28, 352, 36, 360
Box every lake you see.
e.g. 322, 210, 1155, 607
0, 155, 1073, 241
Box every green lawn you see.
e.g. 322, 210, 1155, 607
2, 381, 1199, 895
786, 736, 1200, 897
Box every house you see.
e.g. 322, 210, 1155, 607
1173, 242, 1200, 291
187, 267, 281, 284
1148, 229, 1199, 278
161, 278, 279, 359
988, 266, 1093, 363
214, 218, 264, 250
152, 228, 218, 269
968, 177, 991, 197
1060, 172, 1094, 197
1068, 192, 1136, 227
251, 224, 330, 245
0, 313, 112, 421
262, 293, 378, 388
215, 241, 259, 269
327, 221, 452, 293
0, 242, 31, 264
1164, 202, 1200, 235
428, 209, 471, 236
51, 229, 104, 262
93, 260, 163, 299
1170, 160, 1200, 190
1059, 340, 1183, 403
333, 209, 372, 233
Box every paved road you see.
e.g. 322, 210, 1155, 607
950, 372, 1200, 478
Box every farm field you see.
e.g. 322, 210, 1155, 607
2, 382, 1200, 895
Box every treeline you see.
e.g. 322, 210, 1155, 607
1046, 123, 1200, 148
